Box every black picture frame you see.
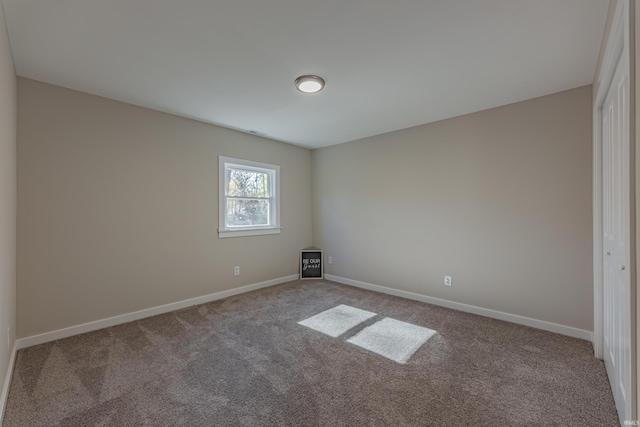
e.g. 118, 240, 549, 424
300, 249, 323, 279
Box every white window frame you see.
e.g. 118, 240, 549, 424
218, 156, 281, 238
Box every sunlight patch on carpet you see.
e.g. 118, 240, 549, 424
298, 304, 377, 337
347, 318, 436, 364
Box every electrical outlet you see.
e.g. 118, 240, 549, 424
328, 256, 333, 265
7, 327, 10, 349
444, 276, 452, 286
234, 266, 240, 276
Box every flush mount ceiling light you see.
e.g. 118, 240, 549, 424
295, 75, 325, 93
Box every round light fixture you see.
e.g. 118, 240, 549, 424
295, 75, 325, 93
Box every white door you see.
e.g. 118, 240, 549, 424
601, 50, 632, 423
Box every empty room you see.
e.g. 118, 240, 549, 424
0, 0, 637, 426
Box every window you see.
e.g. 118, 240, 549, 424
219, 156, 280, 238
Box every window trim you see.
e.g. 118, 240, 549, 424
218, 156, 281, 238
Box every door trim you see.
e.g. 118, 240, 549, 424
594, 0, 625, 362
593, 0, 636, 423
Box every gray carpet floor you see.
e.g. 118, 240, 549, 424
3, 279, 619, 426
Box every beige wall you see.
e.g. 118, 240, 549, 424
312, 85, 593, 330
17, 78, 312, 338
0, 0, 17, 407
635, 0, 640, 417
593, 0, 619, 102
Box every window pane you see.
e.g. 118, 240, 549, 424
226, 199, 270, 226
226, 168, 268, 198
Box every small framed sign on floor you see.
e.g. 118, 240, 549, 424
300, 248, 323, 279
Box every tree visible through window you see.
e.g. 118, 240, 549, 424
219, 156, 280, 238
226, 168, 269, 227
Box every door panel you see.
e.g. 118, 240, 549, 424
602, 51, 631, 422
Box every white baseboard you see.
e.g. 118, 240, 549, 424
14, 272, 592, 349
17, 275, 299, 350
0, 341, 17, 425
325, 274, 593, 341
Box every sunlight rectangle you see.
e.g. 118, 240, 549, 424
298, 304, 376, 337
347, 318, 436, 363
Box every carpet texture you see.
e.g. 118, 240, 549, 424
3, 279, 619, 426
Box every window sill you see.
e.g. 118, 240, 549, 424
218, 227, 282, 239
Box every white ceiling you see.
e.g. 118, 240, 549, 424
2, 0, 609, 149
